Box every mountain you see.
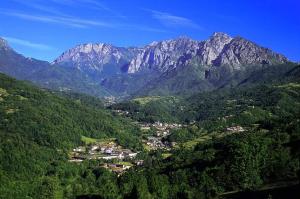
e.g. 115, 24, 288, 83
126, 36, 200, 73
0, 33, 292, 98
0, 38, 50, 79
0, 39, 113, 97
131, 33, 290, 95
53, 43, 140, 77
54, 32, 289, 96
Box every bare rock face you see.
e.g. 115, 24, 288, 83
197, 32, 233, 65
124, 32, 288, 74
0, 38, 11, 51
213, 37, 288, 69
127, 37, 200, 73
53, 32, 289, 76
53, 43, 139, 75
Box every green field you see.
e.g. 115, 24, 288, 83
117, 161, 134, 166
132, 96, 163, 105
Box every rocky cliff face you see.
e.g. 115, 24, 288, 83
212, 37, 288, 69
51, 33, 290, 96
127, 37, 200, 73
0, 38, 11, 51
53, 43, 140, 75
1, 34, 292, 98
54, 32, 288, 76
196, 32, 233, 65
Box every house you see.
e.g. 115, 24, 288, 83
69, 159, 83, 163
135, 160, 144, 166
104, 148, 113, 154
226, 126, 245, 132
101, 155, 119, 160
100, 163, 132, 175
91, 145, 99, 151
73, 146, 85, 152
141, 126, 151, 131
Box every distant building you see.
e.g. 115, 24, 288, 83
226, 126, 245, 132
73, 146, 85, 152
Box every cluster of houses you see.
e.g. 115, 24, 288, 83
144, 136, 169, 150
100, 163, 132, 176
103, 96, 117, 106
112, 109, 130, 116
140, 121, 181, 150
100, 159, 144, 176
69, 142, 138, 162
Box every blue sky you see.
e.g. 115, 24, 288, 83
0, 0, 299, 62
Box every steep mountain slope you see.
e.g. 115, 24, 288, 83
111, 65, 300, 124
126, 37, 200, 73
0, 38, 50, 79
55, 32, 288, 74
134, 33, 290, 96
54, 32, 289, 96
0, 39, 112, 97
53, 43, 140, 77
0, 72, 142, 198
1, 33, 292, 98
0, 73, 141, 149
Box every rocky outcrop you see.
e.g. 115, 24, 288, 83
0, 38, 11, 51
127, 37, 200, 73
213, 37, 288, 69
53, 43, 140, 75
54, 32, 289, 76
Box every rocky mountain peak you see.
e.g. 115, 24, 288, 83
196, 32, 233, 65
212, 36, 289, 69
53, 43, 125, 72
53, 32, 289, 76
0, 38, 11, 50
127, 36, 200, 73
211, 32, 231, 39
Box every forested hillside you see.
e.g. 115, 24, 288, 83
0, 73, 142, 198
1, 70, 300, 198
108, 75, 300, 199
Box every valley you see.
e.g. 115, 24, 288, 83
0, 11, 299, 198
1, 61, 300, 198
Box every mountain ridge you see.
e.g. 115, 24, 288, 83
54, 32, 289, 75
0, 32, 294, 98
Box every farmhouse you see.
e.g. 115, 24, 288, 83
226, 126, 245, 132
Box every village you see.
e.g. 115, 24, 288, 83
69, 139, 141, 175
69, 120, 247, 176
69, 140, 138, 161
68, 120, 185, 175
139, 121, 183, 150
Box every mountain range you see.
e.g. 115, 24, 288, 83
0, 32, 295, 98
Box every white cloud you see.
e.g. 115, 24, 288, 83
49, 0, 125, 18
3, 36, 54, 50
148, 9, 203, 30
0, 11, 113, 28
0, 9, 168, 33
